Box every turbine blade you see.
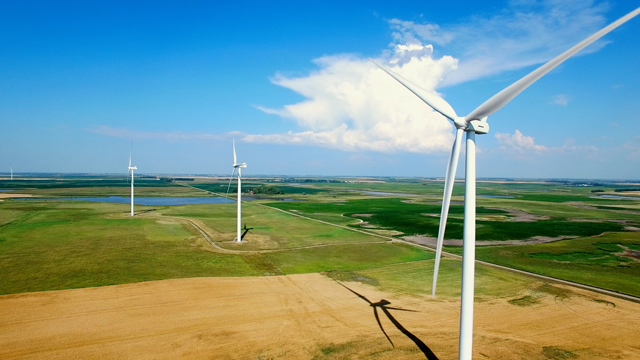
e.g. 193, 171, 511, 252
432, 128, 463, 299
233, 138, 237, 165
226, 168, 236, 195
370, 59, 458, 121
465, 7, 640, 121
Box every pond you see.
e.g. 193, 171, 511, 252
13, 196, 242, 206
511, 188, 549, 191
594, 195, 640, 200
477, 195, 515, 198
360, 191, 421, 197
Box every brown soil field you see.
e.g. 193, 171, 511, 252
1, 274, 639, 360
0, 193, 33, 199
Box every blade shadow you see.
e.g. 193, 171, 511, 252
335, 281, 439, 360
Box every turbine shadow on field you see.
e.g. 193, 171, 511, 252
335, 281, 439, 360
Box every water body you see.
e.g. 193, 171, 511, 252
14, 196, 239, 206
477, 195, 515, 198
0, 189, 13, 192
360, 191, 421, 197
595, 195, 640, 200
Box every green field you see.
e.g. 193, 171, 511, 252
265, 198, 629, 240
444, 232, 640, 297
0, 178, 179, 189
1, 176, 639, 299
0, 197, 430, 295
191, 181, 328, 195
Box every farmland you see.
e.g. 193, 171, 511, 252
1, 176, 639, 359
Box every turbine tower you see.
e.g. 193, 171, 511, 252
373, 7, 639, 360
128, 151, 137, 217
226, 139, 247, 242
10, 167, 13, 181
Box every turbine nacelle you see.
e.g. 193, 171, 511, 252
453, 117, 489, 135
465, 118, 489, 134
128, 166, 137, 171
233, 163, 247, 169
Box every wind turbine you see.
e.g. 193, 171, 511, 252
226, 139, 247, 242
128, 149, 137, 217
373, 7, 639, 360
10, 167, 13, 181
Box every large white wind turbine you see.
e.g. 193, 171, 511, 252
226, 139, 247, 242
373, 7, 639, 360
128, 150, 137, 217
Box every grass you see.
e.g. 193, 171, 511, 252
334, 259, 539, 299
163, 202, 383, 250
192, 182, 327, 195
447, 231, 640, 297
263, 243, 431, 274
0, 178, 178, 189
0, 197, 434, 294
0, 202, 262, 295
266, 198, 627, 240
508, 295, 541, 307
2, 177, 640, 299
542, 346, 578, 359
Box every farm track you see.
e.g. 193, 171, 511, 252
159, 214, 388, 255
178, 184, 640, 303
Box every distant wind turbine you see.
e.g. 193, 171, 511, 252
373, 7, 640, 360
226, 139, 247, 242
10, 167, 13, 181
128, 147, 137, 217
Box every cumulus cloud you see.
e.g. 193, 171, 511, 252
389, 0, 609, 87
495, 130, 598, 155
495, 130, 548, 154
248, 49, 459, 153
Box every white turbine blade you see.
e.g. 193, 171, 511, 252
232, 138, 237, 165
128, 152, 131, 169
226, 168, 236, 195
370, 59, 458, 121
465, 7, 640, 121
432, 128, 463, 299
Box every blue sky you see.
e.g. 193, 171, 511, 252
1, 0, 639, 179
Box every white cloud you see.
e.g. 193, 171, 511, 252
248, 50, 459, 154
389, 0, 609, 87
552, 94, 570, 106
495, 130, 548, 154
495, 130, 599, 155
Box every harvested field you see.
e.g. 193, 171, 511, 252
1, 273, 639, 360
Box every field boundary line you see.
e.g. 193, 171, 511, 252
256, 201, 640, 303
164, 213, 389, 255
178, 183, 640, 303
